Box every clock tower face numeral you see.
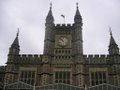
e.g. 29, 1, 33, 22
58, 37, 68, 47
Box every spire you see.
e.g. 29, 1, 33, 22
74, 2, 82, 24
11, 28, 20, 48
46, 3, 54, 24
76, 2, 80, 16
109, 28, 117, 46
108, 28, 119, 55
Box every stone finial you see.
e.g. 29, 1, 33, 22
76, 2, 79, 9
17, 28, 19, 37
109, 27, 112, 36
50, 2, 52, 10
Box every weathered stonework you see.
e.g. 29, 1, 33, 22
0, 4, 120, 88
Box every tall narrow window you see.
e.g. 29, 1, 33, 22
19, 71, 36, 85
55, 71, 71, 84
90, 71, 107, 86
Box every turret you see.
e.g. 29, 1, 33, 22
74, 3, 82, 25
45, 3, 54, 25
108, 28, 119, 55
44, 3, 55, 55
9, 29, 20, 55
73, 3, 83, 55
5, 29, 20, 84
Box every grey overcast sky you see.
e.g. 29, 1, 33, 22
0, 0, 120, 65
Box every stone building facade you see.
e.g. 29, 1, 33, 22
1, 4, 120, 88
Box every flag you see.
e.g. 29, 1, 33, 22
61, 14, 65, 18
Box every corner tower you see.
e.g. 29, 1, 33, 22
4, 29, 20, 84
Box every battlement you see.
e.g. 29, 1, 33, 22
20, 54, 43, 58
55, 24, 73, 28
83, 54, 109, 64
83, 54, 108, 59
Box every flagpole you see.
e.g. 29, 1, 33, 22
64, 17, 65, 24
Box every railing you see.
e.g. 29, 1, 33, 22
2, 82, 120, 90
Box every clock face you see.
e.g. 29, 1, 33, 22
58, 37, 68, 47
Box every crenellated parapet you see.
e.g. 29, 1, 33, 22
55, 24, 73, 28
83, 54, 109, 65
11, 54, 43, 64
20, 54, 42, 58
55, 24, 73, 34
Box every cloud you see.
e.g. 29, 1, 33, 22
0, 0, 120, 65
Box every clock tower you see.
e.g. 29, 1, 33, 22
44, 3, 83, 57
43, 3, 83, 85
